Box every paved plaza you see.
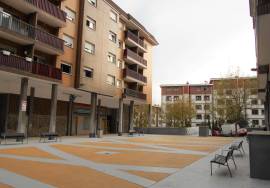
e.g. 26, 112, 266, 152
0, 135, 268, 188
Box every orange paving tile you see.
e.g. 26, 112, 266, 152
125, 170, 170, 182
0, 147, 60, 159
0, 183, 12, 188
53, 145, 204, 168
158, 144, 219, 152
80, 142, 146, 149
0, 158, 141, 188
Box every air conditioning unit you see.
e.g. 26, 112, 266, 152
25, 57, 32, 62
2, 50, 11, 56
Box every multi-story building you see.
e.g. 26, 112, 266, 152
210, 77, 265, 128
0, 0, 158, 137
161, 84, 213, 127
161, 77, 265, 128
249, 0, 270, 130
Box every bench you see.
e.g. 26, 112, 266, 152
39, 132, 61, 143
210, 148, 237, 177
128, 130, 136, 136
0, 133, 26, 144
229, 140, 245, 156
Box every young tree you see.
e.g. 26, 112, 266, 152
165, 98, 196, 127
133, 105, 149, 128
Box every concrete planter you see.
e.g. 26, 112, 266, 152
199, 126, 209, 137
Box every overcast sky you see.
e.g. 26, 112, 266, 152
113, 0, 256, 105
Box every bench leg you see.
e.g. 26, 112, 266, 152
232, 156, 237, 169
241, 146, 245, 154
210, 162, 213, 176
227, 164, 232, 177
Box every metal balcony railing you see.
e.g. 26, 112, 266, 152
126, 30, 146, 49
123, 68, 147, 83
36, 28, 64, 51
124, 49, 147, 67
124, 88, 147, 100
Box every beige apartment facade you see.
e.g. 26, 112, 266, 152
250, 0, 270, 130
0, 0, 158, 137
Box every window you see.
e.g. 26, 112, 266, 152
251, 99, 258, 105
262, 110, 265, 115
196, 114, 202, 120
108, 52, 116, 64
262, 120, 265, 125
83, 67, 93, 78
252, 120, 259, 125
173, 96, 179, 101
252, 109, 259, 115
88, 0, 97, 7
85, 42, 95, 54
205, 114, 210, 120
204, 104, 210, 110
64, 7, 76, 22
217, 99, 225, 105
226, 99, 233, 105
86, 17, 96, 30
251, 89, 257, 95
118, 40, 123, 49
116, 80, 122, 88
107, 75, 115, 86
61, 63, 72, 75
166, 96, 172, 101
226, 90, 232, 95
196, 105, 202, 110
196, 96, 202, 101
204, 95, 210, 101
63, 34, 74, 48
110, 11, 117, 22
109, 31, 117, 43
117, 60, 123, 69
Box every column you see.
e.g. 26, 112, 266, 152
27, 87, 35, 136
49, 84, 58, 133
89, 93, 97, 137
17, 78, 28, 134
156, 107, 159, 127
118, 98, 123, 136
129, 100, 134, 132
67, 95, 76, 136
148, 104, 152, 128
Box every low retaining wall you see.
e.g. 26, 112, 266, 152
135, 127, 199, 136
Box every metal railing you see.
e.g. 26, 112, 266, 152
36, 28, 64, 51
25, 0, 66, 22
123, 68, 147, 83
0, 53, 62, 81
257, 0, 270, 16
124, 49, 147, 67
126, 30, 146, 49
124, 88, 147, 100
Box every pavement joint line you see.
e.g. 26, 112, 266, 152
37, 145, 156, 187
0, 168, 56, 188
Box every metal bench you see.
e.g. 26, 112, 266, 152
210, 148, 237, 177
128, 130, 136, 136
0, 133, 26, 144
39, 132, 61, 143
229, 140, 245, 156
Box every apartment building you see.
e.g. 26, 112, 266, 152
250, 0, 270, 130
161, 84, 213, 127
0, 0, 158, 137
161, 77, 265, 128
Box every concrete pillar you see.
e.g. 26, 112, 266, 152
67, 95, 76, 136
129, 100, 134, 131
17, 78, 28, 134
89, 93, 97, 137
27, 87, 35, 136
97, 99, 101, 131
148, 104, 152, 128
156, 107, 159, 127
49, 84, 58, 133
118, 98, 123, 136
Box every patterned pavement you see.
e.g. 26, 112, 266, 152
0, 135, 235, 188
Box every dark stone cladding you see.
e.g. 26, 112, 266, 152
257, 0, 270, 16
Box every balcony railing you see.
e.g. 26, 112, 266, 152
124, 88, 147, 100
124, 49, 147, 67
257, 0, 270, 16
0, 11, 64, 52
126, 30, 146, 49
36, 28, 64, 51
0, 11, 35, 38
123, 68, 147, 83
0, 53, 62, 81
25, 0, 66, 22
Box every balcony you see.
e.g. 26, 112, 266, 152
124, 88, 147, 101
125, 31, 147, 52
1, 0, 66, 27
0, 11, 64, 55
257, 1, 270, 16
0, 53, 62, 81
124, 49, 147, 68
123, 68, 147, 85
